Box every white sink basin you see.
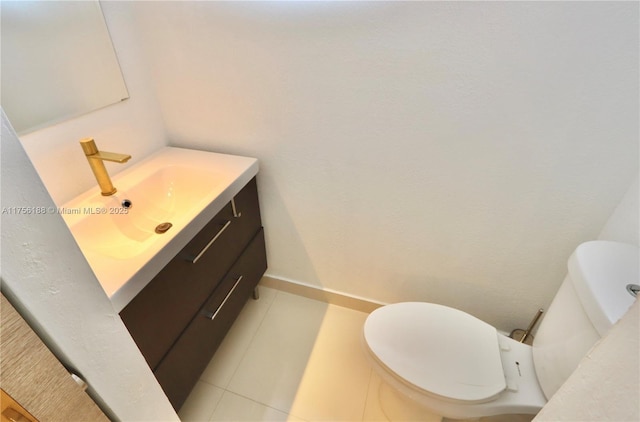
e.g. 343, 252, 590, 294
62, 147, 258, 311
70, 166, 219, 259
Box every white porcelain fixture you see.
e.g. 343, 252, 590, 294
363, 240, 639, 419
62, 147, 258, 311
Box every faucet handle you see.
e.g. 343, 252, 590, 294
79, 138, 131, 163
98, 151, 131, 163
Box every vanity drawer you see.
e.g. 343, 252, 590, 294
183, 177, 262, 285
154, 229, 267, 410
120, 178, 262, 370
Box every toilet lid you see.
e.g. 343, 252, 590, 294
364, 302, 506, 403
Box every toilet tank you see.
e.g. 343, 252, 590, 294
532, 241, 639, 399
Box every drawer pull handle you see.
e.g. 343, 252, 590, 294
231, 198, 242, 218
207, 276, 243, 321
191, 220, 232, 263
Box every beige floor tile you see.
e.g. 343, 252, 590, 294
210, 391, 305, 422
178, 381, 225, 422
180, 287, 536, 422
226, 291, 331, 412
287, 305, 372, 421
200, 286, 278, 388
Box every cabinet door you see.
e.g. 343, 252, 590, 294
154, 229, 267, 410
120, 178, 263, 370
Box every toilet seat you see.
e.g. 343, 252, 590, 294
364, 302, 506, 403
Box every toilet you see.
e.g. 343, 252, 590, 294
363, 240, 639, 420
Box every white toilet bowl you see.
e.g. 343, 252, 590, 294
362, 241, 639, 420
363, 302, 546, 419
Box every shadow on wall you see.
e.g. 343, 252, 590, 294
254, 163, 325, 288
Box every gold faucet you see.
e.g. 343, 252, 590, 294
80, 138, 131, 196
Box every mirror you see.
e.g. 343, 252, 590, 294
1, 0, 129, 134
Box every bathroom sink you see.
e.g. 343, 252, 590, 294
62, 147, 258, 310
69, 166, 219, 260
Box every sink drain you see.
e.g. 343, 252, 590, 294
155, 222, 172, 234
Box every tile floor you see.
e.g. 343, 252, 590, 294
178, 286, 535, 422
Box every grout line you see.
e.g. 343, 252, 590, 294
361, 367, 375, 422
197, 378, 220, 388
204, 292, 281, 422
178, 380, 225, 422
218, 388, 309, 422
200, 285, 374, 422
220, 288, 280, 390
205, 384, 224, 422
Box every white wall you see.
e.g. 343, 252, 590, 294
0, 111, 178, 421
16, 1, 167, 205
130, 1, 639, 331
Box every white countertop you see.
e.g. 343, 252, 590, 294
62, 147, 259, 312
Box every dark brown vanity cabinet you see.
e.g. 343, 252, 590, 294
119, 177, 267, 410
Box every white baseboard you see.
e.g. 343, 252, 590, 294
259, 275, 385, 314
